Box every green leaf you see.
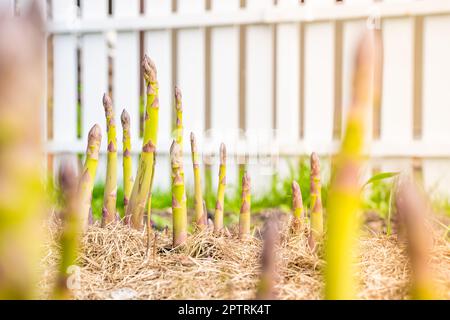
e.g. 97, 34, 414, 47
362, 172, 400, 188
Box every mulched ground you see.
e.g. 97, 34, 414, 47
40, 212, 450, 300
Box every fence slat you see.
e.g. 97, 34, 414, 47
210, 0, 240, 194
176, 0, 206, 191
145, 0, 173, 191
341, 0, 374, 138
245, 0, 274, 195
112, 0, 140, 186
43, 0, 450, 198
113, 0, 140, 148
303, 0, 335, 149
81, 0, 108, 183
422, 14, 450, 195
380, 1, 414, 176
51, 0, 79, 175
275, 0, 301, 181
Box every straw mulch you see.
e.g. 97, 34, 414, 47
40, 216, 449, 300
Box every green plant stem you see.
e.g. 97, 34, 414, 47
171, 141, 187, 247
127, 55, 160, 230
102, 94, 117, 226
214, 143, 227, 233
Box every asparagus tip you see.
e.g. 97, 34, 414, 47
58, 160, 77, 192
242, 171, 250, 189
142, 54, 157, 83
121, 109, 130, 127
170, 140, 182, 165
353, 30, 383, 105
311, 152, 320, 174
88, 124, 102, 141
356, 29, 382, 72
102, 93, 112, 110
292, 180, 299, 193
220, 143, 226, 165
292, 180, 304, 211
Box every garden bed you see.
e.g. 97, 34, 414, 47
40, 214, 450, 300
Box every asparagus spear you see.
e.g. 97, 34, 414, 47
325, 30, 382, 300
310, 152, 323, 238
214, 143, 227, 233
146, 152, 156, 255
102, 94, 118, 226
171, 140, 188, 247
255, 218, 278, 300
0, 5, 46, 298
79, 124, 102, 230
395, 176, 436, 300
202, 200, 208, 226
291, 181, 303, 232
239, 172, 251, 239
53, 161, 81, 300
190, 132, 206, 230
175, 86, 183, 151
127, 55, 160, 229
121, 109, 133, 222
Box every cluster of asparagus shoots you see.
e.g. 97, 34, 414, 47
1, 4, 439, 301
69, 50, 248, 251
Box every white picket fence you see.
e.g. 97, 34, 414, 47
5, 0, 450, 196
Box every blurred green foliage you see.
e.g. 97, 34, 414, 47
48, 157, 450, 230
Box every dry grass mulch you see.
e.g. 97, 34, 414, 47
40, 217, 450, 300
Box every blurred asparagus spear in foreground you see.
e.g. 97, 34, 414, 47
214, 143, 227, 233
325, 30, 382, 300
171, 141, 187, 247
121, 109, 133, 221
395, 176, 436, 300
53, 161, 81, 300
255, 218, 278, 300
79, 124, 102, 229
102, 94, 118, 226
239, 172, 251, 239
0, 3, 46, 299
127, 55, 160, 229
191, 132, 206, 230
